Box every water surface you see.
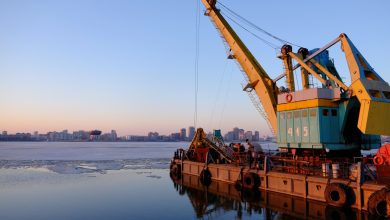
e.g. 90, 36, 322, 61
0, 142, 367, 219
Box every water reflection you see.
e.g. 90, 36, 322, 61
171, 174, 368, 220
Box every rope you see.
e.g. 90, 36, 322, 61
218, 64, 233, 128
208, 60, 229, 129
194, 0, 201, 128
218, 1, 303, 48
221, 12, 279, 49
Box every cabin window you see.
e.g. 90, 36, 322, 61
322, 109, 329, 116
301, 110, 308, 117
369, 90, 381, 98
364, 70, 378, 81
287, 112, 292, 119
383, 91, 390, 99
310, 109, 317, 117
294, 111, 300, 118
280, 113, 285, 119
331, 109, 337, 116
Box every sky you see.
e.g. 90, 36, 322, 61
0, 0, 389, 136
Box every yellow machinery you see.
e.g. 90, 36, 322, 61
200, 0, 390, 156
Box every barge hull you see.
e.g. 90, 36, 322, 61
174, 159, 387, 212
174, 173, 369, 220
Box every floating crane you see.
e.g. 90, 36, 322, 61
201, 0, 390, 157
171, 2, 390, 216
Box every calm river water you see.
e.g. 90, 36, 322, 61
0, 142, 364, 219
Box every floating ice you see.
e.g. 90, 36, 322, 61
0, 159, 171, 175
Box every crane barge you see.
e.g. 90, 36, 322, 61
171, 0, 390, 217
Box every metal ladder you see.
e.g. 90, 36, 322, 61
203, 138, 234, 163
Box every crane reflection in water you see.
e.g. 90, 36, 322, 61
171, 174, 366, 220
173, 182, 261, 219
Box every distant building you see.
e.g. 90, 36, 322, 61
59, 130, 70, 141
244, 131, 253, 141
188, 126, 195, 141
253, 131, 260, 142
127, 135, 147, 142
89, 130, 102, 141
206, 132, 214, 140
111, 130, 117, 141
73, 130, 90, 141
2, 131, 7, 136
47, 132, 57, 141
32, 131, 39, 141
233, 127, 240, 141
161, 135, 172, 142
170, 133, 181, 141
180, 128, 186, 141
260, 135, 276, 142
148, 132, 160, 141
238, 129, 245, 141
224, 131, 234, 142
14, 133, 32, 141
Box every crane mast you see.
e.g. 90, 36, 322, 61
201, 0, 278, 133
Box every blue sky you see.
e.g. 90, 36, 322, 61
1, 0, 389, 136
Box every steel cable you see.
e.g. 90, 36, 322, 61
194, 0, 201, 128
218, 1, 303, 48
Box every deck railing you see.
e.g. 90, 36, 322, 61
172, 147, 375, 182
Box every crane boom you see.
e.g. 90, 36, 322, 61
201, 0, 278, 133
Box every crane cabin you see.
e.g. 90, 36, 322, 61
276, 35, 390, 156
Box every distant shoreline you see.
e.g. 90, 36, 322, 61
0, 140, 277, 143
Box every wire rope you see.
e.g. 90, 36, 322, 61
194, 0, 201, 128
221, 12, 279, 49
218, 63, 234, 129
218, 1, 303, 48
208, 60, 229, 129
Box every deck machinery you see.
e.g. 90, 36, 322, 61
200, 0, 390, 157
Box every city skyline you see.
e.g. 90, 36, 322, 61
0, 125, 273, 143
0, 125, 269, 139
1, 1, 389, 136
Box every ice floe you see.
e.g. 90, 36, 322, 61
0, 158, 171, 175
